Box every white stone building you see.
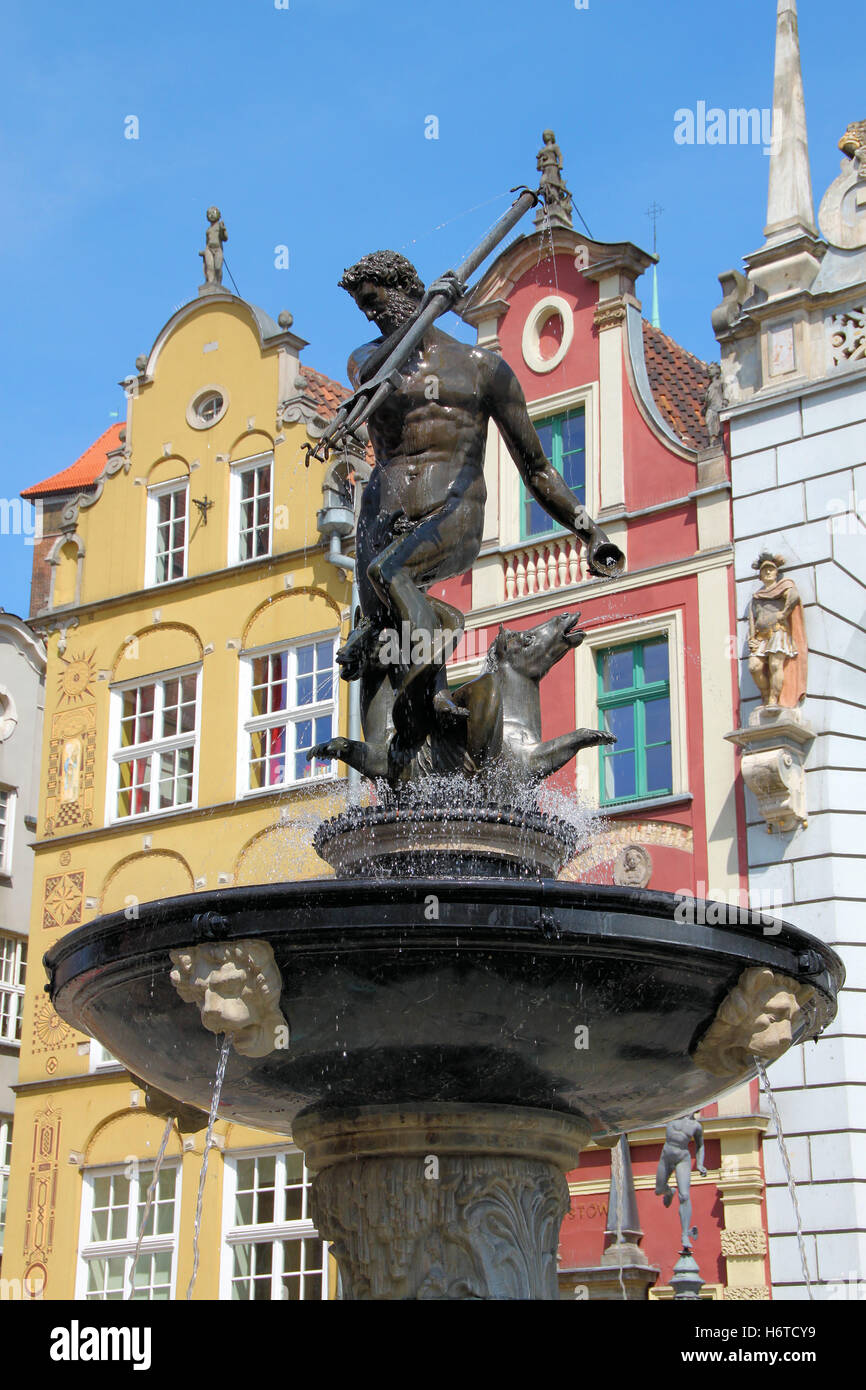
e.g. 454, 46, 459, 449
716, 0, 866, 1298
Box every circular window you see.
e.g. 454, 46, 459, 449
187, 386, 229, 430
521, 295, 574, 374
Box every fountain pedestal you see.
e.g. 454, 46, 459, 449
293, 1104, 589, 1300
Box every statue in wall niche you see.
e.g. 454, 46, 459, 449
535, 130, 573, 226
746, 553, 807, 708
693, 967, 815, 1079
702, 363, 727, 446
199, 206, 228, 286
655, 1114, 706, 1251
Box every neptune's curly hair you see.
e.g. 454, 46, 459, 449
339, 250, 425, 301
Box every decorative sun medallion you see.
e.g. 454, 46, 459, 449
34, 998, 73, 1051
56, 650, 97, 707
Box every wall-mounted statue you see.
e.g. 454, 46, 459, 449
199, 206, 228, 287
747, 552, 807, 707
702, 363, 727, 446
654, 1114, 706, 1251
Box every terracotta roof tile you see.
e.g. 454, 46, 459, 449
642, 321, 713, 451
21, 422, 125, 499
297, 365, 352, 419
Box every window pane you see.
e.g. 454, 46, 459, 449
601, 649, 634, 693
603, 751, 637, 802
297, 645, 314, 676
561, 412, 585, 456
646, 743, 673, 795
643, 639, 669, 686
603, 704, 634, 748
535, 421, 553, 459
645, 696, 671, 747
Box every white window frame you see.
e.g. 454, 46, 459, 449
229, 452, 274, 565
76, 1160, 182, 1301
498, 381, 599, 551
574, 610, 688, 807
106, 664, 202, 825
0, 1117, 11, 1256
145, 478, 189, 587
0, 787, 14, 878
88, 1039, 122, 1072
0, 934, 26, 1046
237, 634, 339, 798
220, 1146, 330, 1301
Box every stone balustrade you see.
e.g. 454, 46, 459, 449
502, 536, 587, 600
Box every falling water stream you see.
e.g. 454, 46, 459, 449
185, 1035, 233, 1302
755, 1059, 813, 1299
126, 1116, 175, 1301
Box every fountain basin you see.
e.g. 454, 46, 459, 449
44, 879, 842, 1138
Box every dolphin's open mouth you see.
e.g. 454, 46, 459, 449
561, 613, 583, 646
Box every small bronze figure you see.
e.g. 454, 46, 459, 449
655, 1114, 707, 1251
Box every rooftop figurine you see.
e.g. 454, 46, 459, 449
199, 206, 228, 288
535, 130, 573, 228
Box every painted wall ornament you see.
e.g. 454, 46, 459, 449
169, 939, 287, 1058
747, 553, 807, 708
655, 1114, 706, 1251
693, 967, 815, 1079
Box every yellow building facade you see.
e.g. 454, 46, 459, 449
5, 286, 356, 1300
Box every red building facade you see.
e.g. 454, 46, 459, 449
440, 216, 771, 1298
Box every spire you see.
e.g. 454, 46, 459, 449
651, 265, 661, 330
765, 0, 816, 243
646, 202, 663, 329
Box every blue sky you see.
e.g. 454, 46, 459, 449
0, 0, 858, 618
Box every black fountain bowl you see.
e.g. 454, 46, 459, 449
44, 879, 843, 1139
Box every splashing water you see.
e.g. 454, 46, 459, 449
126, 1116, 174, 1301
185, 1035, 232, 1301
755, 1059, 813, 1299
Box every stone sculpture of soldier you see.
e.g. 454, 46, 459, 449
747, 552, 807, 708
